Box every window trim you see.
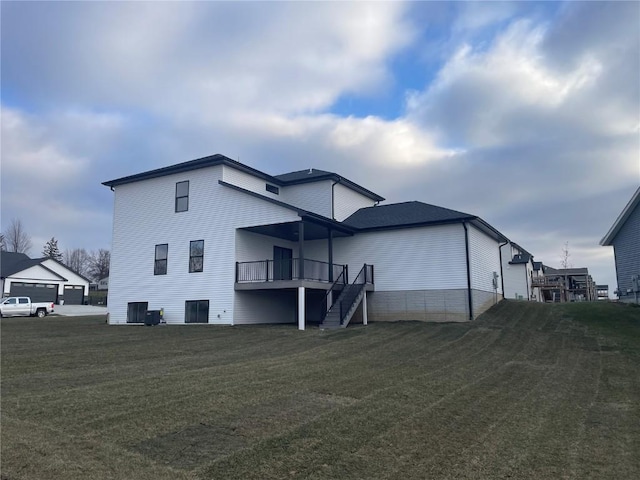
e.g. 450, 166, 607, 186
185, 300, 209, 324
265, 183, 279, 195
175, 181, 189, 212
154, 244, 168, 275
189, 240, 204, 273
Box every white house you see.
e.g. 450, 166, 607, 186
500, 242, 535, 301
103, 154, 508, 329
97, 277, 109, 290
0, 252, 90, 304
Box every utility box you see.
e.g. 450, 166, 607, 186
145, 310, 161, 326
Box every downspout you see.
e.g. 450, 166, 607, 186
498, 240, 508, 297
331, 178, 342, 220
463, 222, 473, 321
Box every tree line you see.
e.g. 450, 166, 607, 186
1, 218, 110, 282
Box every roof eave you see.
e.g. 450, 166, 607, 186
600, 186, 640, 245
103, 154, 283, 188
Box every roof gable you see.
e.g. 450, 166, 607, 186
601, 186, 640, 245
39, 258, 92, 283
103, 154, 384, 201
1, 251, 39, 277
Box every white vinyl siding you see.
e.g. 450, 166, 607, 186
108, 165, 301, 325
329, 224, 468, 291
280, 181, 332, 218
221, 165, 281, 200
235, 231, 297, 264
501, 243, 531, 300
333, 183, 376, 221
467, 225, 502, 294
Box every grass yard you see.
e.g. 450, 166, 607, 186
2, 301, 639, 479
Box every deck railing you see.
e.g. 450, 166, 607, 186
236, 258, 345, 283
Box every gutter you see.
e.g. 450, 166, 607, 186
331, 177, 342, 220
498, 240, 509, 296
463, 222, 473, 321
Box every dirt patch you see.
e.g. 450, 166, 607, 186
133, 423, 247, 470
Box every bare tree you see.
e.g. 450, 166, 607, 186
64, 248, 91, 277
560, 242, 572, 302
560, 241, 572, 270
3, 218, 32, 254
88, 249, 110, 281
0, 234, 6, 251
42, 237, 63, 262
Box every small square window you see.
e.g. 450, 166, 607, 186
176, 181, 189, 212
185, 300, 209, 323
266, 184, 279, 195
154, 244, 168, 275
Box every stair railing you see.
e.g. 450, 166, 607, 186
338, 264, 370, 324
320, 266, 347, 319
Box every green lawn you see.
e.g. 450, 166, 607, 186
2, 301, 639, 479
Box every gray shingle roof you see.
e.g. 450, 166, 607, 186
343, 201, 476, 230
509, 253, 532, 264
274, 168, 384, 201
103, 155, 385, 201
273, 168, 335, 183
1, 252, 40, 277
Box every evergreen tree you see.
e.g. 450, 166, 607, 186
42, 237, 63, 262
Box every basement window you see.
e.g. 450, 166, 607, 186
185, 300, 209, 323
127, 302, 148, 323
266, 184, 279, 195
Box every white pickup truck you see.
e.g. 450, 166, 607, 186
0, 297, 55, 318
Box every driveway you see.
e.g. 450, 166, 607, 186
52, 305, 108, 317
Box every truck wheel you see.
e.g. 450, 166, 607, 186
36, 309, 46, 318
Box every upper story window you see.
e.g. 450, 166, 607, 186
189, 240, 204, 273
266, 184, 279, 195
175, 181, 189, 212
154, 244, 168, 275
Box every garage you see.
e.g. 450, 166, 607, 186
63, 285, 85, 305
10, 282, 58, 303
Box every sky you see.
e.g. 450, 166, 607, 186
1, 1, 639, 296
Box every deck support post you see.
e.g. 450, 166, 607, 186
298, 286, 306, 331
298, 222, 305, 280
328, 228, 334, 282
362, 290, 368, 326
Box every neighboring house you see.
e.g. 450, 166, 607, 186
596, 285, 609, 301
542, 266, 596, 302
0, 252, 90, 304
103, 154, 507, 328
600, 186, 640, 303
531, 262, 546, 302
97, 277, 109, 290
500, 242, 535, 300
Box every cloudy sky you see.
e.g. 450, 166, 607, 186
2, 1, 638, 294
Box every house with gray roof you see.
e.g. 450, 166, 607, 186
103, 154, 509, 328
1, 251, 90, 304
499, 242, 539, 301
600, 186, 640, 303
